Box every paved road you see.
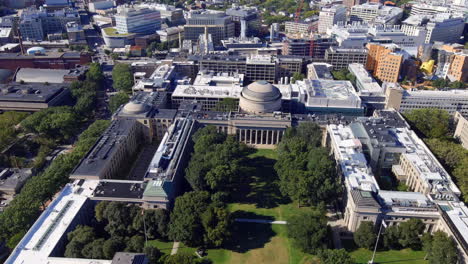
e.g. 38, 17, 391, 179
234, 218, 287, 224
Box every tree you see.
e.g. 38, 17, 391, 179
111, 53, 119, 61
318, 249, 353, 264
133, 209, 170, 240
95, 201, 110, 222
211, 98, 238, 112
102, 238, 124, 259
104, 49, 111, 55
144, 246, 163, 264
275, 138, 340, 206
112, 63, 134, 92
86, 62, 104, 84
201, 205, 231, 247
81, 238, 105, 259
404, 108, 450, 139
6, 231, 25, 249
169, 191, 211, 246
126, 235, 145, 253
332, 68, 350, 80
64, 225, 97, 258
432, 78, 448, 89
383, 225, 401, 250
424, 231, 458, 264
164, 252, 196, 264
286, 209, 328, 254
109, 92, 130, 113
449, 81, 465, 89
354, 221, 376, 250
21, 106, 78, 141
291, 72, 305, 83
398, 219, 425, 250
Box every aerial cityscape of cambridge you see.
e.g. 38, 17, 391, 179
0, 0, 467, 263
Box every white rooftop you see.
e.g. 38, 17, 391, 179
294, 79, 362, 109
6, 180, 103, 264
327, 124, 380, 192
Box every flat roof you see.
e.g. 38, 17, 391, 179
5, 180, 101, 264
71, 119, 137, 178
92, 180, 145, 199
172, 84, 242, 99
0, 83, 68, 103
15, 68, 70, 83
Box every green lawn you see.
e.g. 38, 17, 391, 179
202, 149, 315, 264
351, 248, 428, 264
147, 240, 173, 255
205, 223, 315, 264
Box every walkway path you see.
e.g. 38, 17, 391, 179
171, 241, 180, 255
235, 218, 287, 224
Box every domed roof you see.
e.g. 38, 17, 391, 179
241, 81, 281, 102
122, 101, 149, 114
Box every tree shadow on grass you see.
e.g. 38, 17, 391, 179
232, 156, 290, 208
224, 220, 276, 253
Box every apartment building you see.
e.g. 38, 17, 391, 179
285, 21, 310, 35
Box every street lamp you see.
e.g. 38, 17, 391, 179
368, 220, 387, 264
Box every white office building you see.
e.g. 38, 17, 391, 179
115, 6, 161, 35
402, 14, 465, 44
350, 3, 403, 25
318, 5, 346, 34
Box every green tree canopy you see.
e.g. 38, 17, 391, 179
211, 98, 238, 112
286, 209, 329, 254
275, 123, 341, 206
398, 219, 425, 250
404, 108, 450, 139
112, 63, 134, 92
291, 72, 305, 83
354, 221, 376, 250
168, 191, 211, 246
21, 106, 78, 141
424, 231, 458, 264
318, 249, 354, 264
109, 92, 130, 113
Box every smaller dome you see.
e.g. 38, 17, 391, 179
27, 47, 46, 55
122, 101, 148, 114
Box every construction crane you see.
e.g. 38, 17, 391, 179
295, 0, 305, 23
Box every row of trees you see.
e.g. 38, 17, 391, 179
112, 63, 134, 93
275, 123, 342, 206
21, 62, 104, 142
0, 112, 29, 167
354, 220, 458, 263
404, 108, 468, 202
64, 201, 170, 259
431, 78, 466, 89
0, 120, 110, 248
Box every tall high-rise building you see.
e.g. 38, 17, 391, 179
366, 43, 403, 83
115, 6, 161, 35
318, 5, 346, 34
226, 6, 260, 37
184, 12, 235, 45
